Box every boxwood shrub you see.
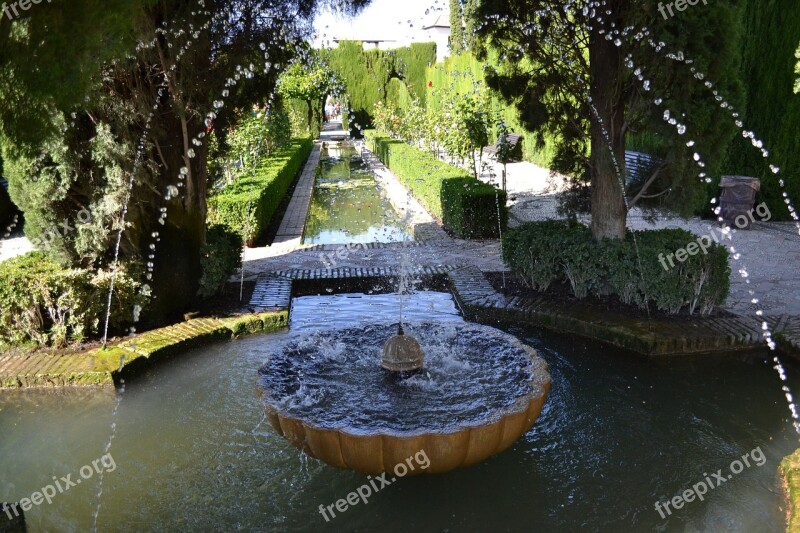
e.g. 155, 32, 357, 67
208, 136, 313, 244
502, 221, 730, 315
0, 253, 144, 347
197, 225, 243, 299
365, 130, 507, 239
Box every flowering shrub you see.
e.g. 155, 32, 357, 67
372, 101, 404, 138
0, 253, 144, 347
373, 82, 494, 180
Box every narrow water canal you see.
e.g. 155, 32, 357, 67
302, 143, 411, 245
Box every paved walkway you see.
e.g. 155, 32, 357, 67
1, 130, 798, 330
274, 143, 321, 247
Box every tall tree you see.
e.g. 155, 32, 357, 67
449, 0, 464, 54
473, 0, 745, 240
726, 0, 800, 221
0, 0, 368, 321
278, 49, 344, 137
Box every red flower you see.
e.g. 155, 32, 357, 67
428, 81, 433, 87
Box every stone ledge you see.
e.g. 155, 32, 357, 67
781, 448, 800, 532
447, 266, 773, 356
0, 311, 288, 390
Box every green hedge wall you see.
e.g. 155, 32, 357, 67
502, 221, 730, 315
725, 0, 800, 221
366, 130, 507, 239
325, 41, 437, 135
208, 136, 313, 244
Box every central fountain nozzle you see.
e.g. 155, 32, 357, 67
381, 324, 425, 374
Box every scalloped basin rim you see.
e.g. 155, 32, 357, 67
264, 380, 550, 474
260, 334, 551, 474
262, 348, 550, 438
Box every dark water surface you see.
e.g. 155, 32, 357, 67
0, 290, 798, 532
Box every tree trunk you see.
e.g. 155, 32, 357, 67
588, 27, 627, 241
142, 110, 208, 324
307, 99, 315, 135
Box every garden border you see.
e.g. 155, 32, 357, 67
4, 264, 796, 391
0, 311, 287, 390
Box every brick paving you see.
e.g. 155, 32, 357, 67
245, 263, 773, 355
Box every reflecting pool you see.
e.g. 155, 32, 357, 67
302, 144, 411, 245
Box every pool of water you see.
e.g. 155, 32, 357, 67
259, 322, 543, 433
302, 144, 411, 245
1, 291, 798, 532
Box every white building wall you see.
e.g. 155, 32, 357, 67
420, 27, 450, 63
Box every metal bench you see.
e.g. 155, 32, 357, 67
624, 150, 662, 186
484, 133, 524, 162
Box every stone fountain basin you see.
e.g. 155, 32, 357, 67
259, 328, 550, 475
263, 382, 549, 475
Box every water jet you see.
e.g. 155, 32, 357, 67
258, 322, 550, 474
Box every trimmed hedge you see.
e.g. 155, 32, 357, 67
0, 252, 144, 347
208, 136, 313, 244
502, 221, 730, 315
197, 225, 243, 299
365, 130, 507, 239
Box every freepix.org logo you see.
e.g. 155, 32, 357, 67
2, 0, 52, 23
658, 0, 708, 20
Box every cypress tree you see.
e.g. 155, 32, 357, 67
324, 41, 436, 132
726, 0, 800, 221
449, 0, 464, 54
473, 0, 746, 239
463, 0, 480, 54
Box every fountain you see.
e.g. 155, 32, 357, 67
257, 321, 551, 475
381, 324, 425, 375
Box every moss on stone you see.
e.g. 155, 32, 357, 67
1, 311, 290, 390
780, 448, 800, 532
227, 310, 288, 337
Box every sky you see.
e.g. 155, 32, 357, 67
312, 0, 449, 47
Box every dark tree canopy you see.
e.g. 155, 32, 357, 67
0, 0, 369, 320
473, 0, 746, 238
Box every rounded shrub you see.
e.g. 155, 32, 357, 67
502, 221, 730, 315
0, 252, 144, 347
197, 225, 243, 299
